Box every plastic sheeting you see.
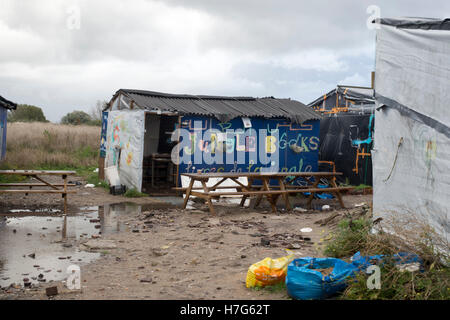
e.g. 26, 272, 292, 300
105, 110, 145, 192
319, 114, 373, 186
373, 20, 450, 243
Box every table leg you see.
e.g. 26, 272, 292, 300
277, 177, 292, 211
306, 178, 320, 209
182, 178, 195, 209
239, 178, 253, 207
330, 179, 345, 208
201, 180, 215, 215
63, 174, 68, 215
262, 178, 277, 213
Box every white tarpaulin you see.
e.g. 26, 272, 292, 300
373, 19, 450, 243
105, 110, 145, 192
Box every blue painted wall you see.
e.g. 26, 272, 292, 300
0, 107, 7, 161
177, 116, 320, 185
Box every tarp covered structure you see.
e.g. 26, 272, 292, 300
103, 89, 322, 192
308, 86, 375, 186
373, 18, 450, 243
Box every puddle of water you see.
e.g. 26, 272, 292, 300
0, 202, 142, 287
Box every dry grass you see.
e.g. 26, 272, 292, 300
324, 208, 449, 300
2, 122, 100, 168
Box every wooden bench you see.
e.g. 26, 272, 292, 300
178, 172, 352, 214
0, 170, 77, 214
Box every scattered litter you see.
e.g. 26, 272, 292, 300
246, 250, 294, 288
257, 233, 312, 249
396, 262, 420, 273
9, 209, 32, 213
93, 168, 99, 173
321, 205, 331, 211
45, 286, 58, 296
140, 277, 153, 283
293, 207, 307, 212
84, 184, 95, 188
354, 202, 366, 207
300, 228, 312, 233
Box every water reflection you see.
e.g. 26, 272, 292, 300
0, 202, 142, 287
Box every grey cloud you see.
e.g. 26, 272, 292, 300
0, 0, 449, 121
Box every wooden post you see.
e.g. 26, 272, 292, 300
63, 174, 67, 214
175, 115, 182, 189
98, 156, 105, 180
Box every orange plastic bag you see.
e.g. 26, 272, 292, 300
246, 251, 295, 288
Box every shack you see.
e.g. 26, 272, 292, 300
308, 85, 375, 186
373, 18, 450, 243
0, 95, 17, 161
101, 89, 321, 193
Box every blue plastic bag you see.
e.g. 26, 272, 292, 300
351, 251, 422, 271
286, 257, 358, 300
303, 184, 334, 200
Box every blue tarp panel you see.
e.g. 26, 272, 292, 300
0, 108, 7, 161
177, 116, 320, 183
100, 111, 109, 158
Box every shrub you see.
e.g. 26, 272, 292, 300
124, 188, 147, 198
8, 104, 48, 122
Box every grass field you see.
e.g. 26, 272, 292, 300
1, 122, 101, 182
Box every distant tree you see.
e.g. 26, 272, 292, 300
61, 110, 93, 125
7, 104, 48, 122
89, 100, 108, 121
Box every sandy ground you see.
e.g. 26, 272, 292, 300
0, 175, 371, 300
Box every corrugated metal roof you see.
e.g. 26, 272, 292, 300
116, 89, 321, 124
307, 86, 374, 107
0, 95, 17, 110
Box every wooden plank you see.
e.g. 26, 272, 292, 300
0, 190, 77, 194
0, 183, 77, 187
0, 170, 76, 175
33, 176, 60, 190
185, 187, 352, 196
181, 172, 342, 179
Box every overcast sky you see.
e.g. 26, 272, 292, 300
1, 0, 449, 122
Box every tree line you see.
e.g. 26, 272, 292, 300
7, 100, 108, 126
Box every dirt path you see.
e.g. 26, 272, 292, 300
0, 175, 371, 300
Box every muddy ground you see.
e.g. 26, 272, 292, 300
0, 175, 371, 300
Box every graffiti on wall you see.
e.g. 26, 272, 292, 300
175, 116, 320, 182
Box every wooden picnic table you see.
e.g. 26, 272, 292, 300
0, 170, 77, 214
178, 172, 352, 214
